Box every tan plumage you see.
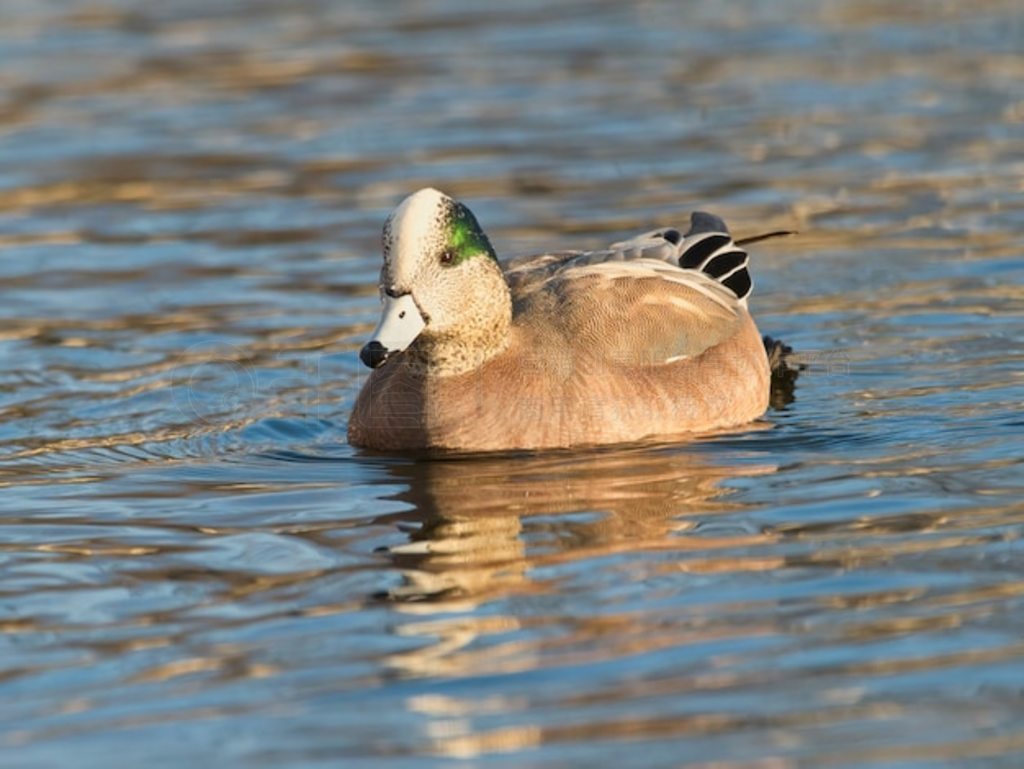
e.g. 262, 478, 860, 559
348, 189, 771, 452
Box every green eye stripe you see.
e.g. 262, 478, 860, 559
445, 203, 496, 265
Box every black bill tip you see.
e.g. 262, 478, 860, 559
360, 341, 392, 369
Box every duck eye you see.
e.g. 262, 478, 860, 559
439, 249, 456, 266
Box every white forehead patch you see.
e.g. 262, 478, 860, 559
383, 188, 451, 286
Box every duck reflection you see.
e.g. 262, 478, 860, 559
377, 442, 777, 678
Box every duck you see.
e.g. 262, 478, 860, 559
348, 188, 774, 452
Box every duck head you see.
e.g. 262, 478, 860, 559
360, 188, 508, 370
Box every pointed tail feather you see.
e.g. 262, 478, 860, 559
736, 229, 797, 247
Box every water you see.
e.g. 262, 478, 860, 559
1, 1, 1023, 766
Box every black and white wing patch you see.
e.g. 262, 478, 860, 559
676, 212, 751, 301
557, 211, 768, 304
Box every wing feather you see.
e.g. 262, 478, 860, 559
514, 259, 742, 368
504, 212, 752, 367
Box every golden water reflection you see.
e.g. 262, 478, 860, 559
379, 446, 778, 678
365, 441, 1024, 760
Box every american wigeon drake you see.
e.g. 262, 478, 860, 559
348, 188, 774, 452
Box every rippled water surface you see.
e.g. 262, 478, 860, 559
2, 1, 1023, 766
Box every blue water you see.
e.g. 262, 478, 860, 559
1, 1, 1023, 767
